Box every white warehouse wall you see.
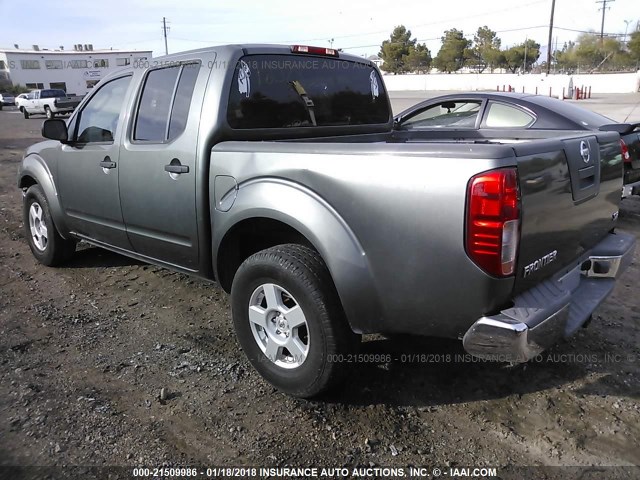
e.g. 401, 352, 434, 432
381, 72, 640, 95
0, 49, 152, 95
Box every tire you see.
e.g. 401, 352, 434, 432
231, 244, 360, 398
45, 106, 54, 119
23, 108, 30, 119
23, 184, 76, 266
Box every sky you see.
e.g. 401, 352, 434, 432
0, 0, 638, 60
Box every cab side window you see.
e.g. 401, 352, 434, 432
483, 102, 536, 128
75, 76, 132, 143
134, 63, 199, 142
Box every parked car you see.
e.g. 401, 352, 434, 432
394, 92, 640, 197
14, 93, 31, 109
0, 92, 16, 109
20, 89, 82, 119
17, 45, 635, 397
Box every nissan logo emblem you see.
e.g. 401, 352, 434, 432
580, 140, 590, 164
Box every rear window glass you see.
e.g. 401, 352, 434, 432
42, 89, 66, 98
529, 95, 613, 128
227, 54, 389, 129
134, 63, 199, 142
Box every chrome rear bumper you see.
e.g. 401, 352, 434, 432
463, 231, 636, 362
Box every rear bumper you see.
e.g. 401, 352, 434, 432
463, 231, 636, 362
622, 179, 640, 198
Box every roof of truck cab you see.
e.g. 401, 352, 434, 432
151, 44, 371, 65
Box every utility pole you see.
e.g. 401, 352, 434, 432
162, 17, 169, 55
596, 0, 614, 43
546, 0, 555, 74
523, 36, 528, 73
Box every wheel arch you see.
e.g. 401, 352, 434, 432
18, 155, 70, 237
213, 180, 384, 334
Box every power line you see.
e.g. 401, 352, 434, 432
108, 23, 629, 54
275, 0, 549, 44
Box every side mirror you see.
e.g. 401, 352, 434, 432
42, 119, 69, 143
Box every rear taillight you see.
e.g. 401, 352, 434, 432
620, 139, 631, 164
466, 168, 521, 277
291, 45, 339, 57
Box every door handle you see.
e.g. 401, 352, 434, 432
164, 160, 189, 174
100, 156, 116, 169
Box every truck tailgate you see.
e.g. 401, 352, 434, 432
512, 131, 623, 293
54, 97, 82, 109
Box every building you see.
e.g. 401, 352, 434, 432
367, 55, 384, 70
0, 44, 153, 95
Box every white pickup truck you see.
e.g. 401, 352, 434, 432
20, 89, 82, 119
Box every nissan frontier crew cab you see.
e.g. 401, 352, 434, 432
18, 44, 635, 398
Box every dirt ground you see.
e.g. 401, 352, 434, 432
0, 107, 639, 479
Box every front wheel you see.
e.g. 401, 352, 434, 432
22, 108, 30, 119
231, 244, 360, 398
23, 184, 76, 266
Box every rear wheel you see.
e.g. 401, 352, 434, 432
45, 106, 54, 119
23, 184, 76, 266
231, 244, 360, 397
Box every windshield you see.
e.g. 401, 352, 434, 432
227, 54, 389, 129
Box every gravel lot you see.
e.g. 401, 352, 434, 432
1, 103, 639, 479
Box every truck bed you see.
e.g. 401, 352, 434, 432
210, 130, 623, 339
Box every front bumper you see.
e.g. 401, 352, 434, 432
463, 231, 636, 362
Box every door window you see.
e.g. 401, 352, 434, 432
133, 63, 199, 142
401, 100, 482, 129
74, 76, 132, 143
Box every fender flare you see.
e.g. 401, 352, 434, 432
212, 178, 385, 333
18, 154, 71, 237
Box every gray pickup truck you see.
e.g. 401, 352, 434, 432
18, 44, 635, 397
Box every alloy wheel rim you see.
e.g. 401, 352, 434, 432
28, 202, 48, 251
248, 283, 310, 369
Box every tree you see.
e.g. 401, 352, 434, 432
629, 30, 640, 63
574, 33, 604, 69
469, 26, 502, 73
433, 29, 470, 73
503, 39, 540, 73
379, 25, 431, 73
554, 41, 578, 73
404, 43, 432, 73
573, 32, 631, 71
